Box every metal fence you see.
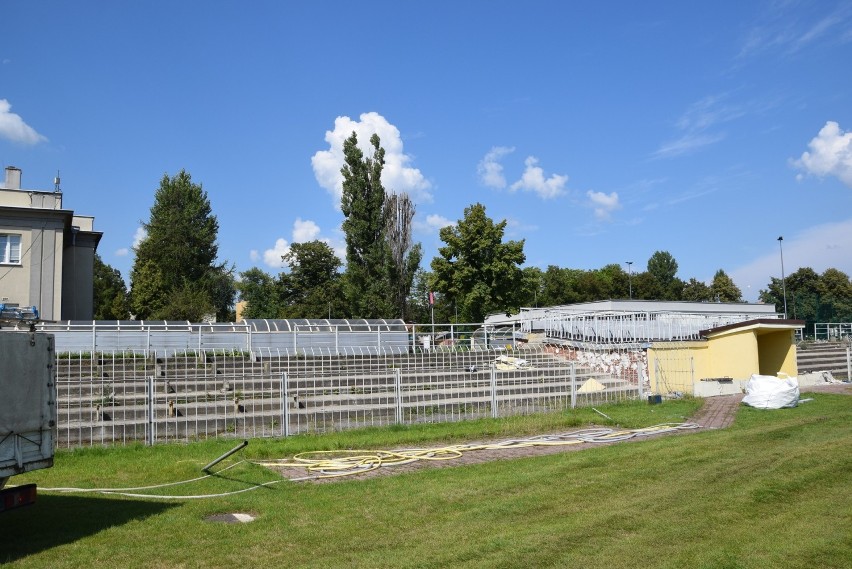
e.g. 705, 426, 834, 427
814, 323, 852, 341
53, 345, 643, 448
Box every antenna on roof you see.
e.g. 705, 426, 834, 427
54, 170, 61, 193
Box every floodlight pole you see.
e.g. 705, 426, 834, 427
626, 261, 633, 300
778, 236, 788, 319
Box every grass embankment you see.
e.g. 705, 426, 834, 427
2, 396, 850, 568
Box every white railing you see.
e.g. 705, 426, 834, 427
814, 323, 852, 341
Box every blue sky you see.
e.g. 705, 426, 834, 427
2, 1, 851, 303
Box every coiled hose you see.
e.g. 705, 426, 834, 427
255, 423, 700, 481
36, 423, 699, 497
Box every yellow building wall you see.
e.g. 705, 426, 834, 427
704, 329, 760, 381
756, 330, 798, 377
647, 341, 708, 394
648, 326, 800, 395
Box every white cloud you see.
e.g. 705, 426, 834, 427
731, 218, 852, 301
738, 4, 852, 58
586, 190, 622, 220
292, 218, 321, 242
311, 112, 432, 208
477, 146, 515, 189
115, 248, 129, 257
509, 156, 568, 199
0, 99, 47, 145
415, 213, 455, 234
425, 214, 454, 230
653, 133, 726, 159
262, 238, 290, 269
792, 121, 852, 188
132, 226, 147, 249
256, 219, 346, 269
654, 94, 742, 159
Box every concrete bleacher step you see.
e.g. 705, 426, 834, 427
797, 342, 850, 380
52, 348, 637, 445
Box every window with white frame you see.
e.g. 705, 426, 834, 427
0, 234, 22, 264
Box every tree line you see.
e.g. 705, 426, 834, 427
93, 134, 852, 334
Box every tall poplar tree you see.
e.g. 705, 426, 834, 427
340, 132, 422, 319
130, 170, 235, 321
340, 132, 390, 318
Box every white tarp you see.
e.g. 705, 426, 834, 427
741, 374, 800, 409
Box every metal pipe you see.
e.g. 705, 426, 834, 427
202, 440, 249, 473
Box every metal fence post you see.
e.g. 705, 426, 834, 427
570, 362, 576, 409
847, 346, 851, 383
146, 374, 155, 446
690, 356, 695, 394
394, 369, 403, 424
490, 367, 498, 418
282, 372, 290, 437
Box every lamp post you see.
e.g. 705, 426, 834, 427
778, 236, 788, 319
626, 261, 633, 300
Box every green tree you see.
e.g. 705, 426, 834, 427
92, 254, 129, 320
818, 268, 852, 322
682, 278, 712, 302
646, 251, 682, 300
130, 170, 235, 321
598, 263, 630, 299
540, 266, 579, 305
631, 271, 662, 300
237, 267, 282, 319
647, 251, 678, 283
431, 203, 526, 322
157, 282, 216, 322
710, 269, 742, 302
128, 259, 167, 318
407, 269, 435, 323
520, 266, 544, 307
762, 267, 852, 334
340, 132, 392, 318
279, 240, 344, 318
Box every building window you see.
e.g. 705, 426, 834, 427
0, 234, 22, 264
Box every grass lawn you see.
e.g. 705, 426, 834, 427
2, 395, 850, 568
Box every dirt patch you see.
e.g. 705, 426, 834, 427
266, 384, 850, 483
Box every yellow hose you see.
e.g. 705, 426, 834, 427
255, 423, 699, 480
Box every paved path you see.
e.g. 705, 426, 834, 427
690, 382, 851, 430
690, 393, 744, 429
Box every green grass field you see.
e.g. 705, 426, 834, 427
2, 395, 850, 568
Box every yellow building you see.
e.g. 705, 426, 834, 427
648, 319, 804, 396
